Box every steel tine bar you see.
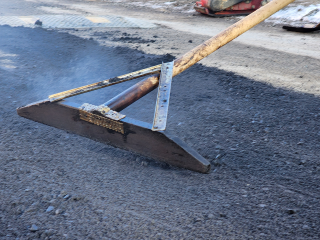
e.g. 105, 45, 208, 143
152, 61, 174, 131
48, 64, 162, 102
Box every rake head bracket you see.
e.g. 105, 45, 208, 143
80, 103, 126, 121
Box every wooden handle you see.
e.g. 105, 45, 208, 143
107, 0, 295, 112
173, 0, 295, 76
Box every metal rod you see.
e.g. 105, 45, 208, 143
107, 0, 295, 112
48, 64, 162, 102
105, 74, 160, 111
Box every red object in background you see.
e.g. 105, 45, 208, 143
194, 0, 266, 17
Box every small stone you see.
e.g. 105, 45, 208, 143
299, 160, 306, 165
63, 194, 71, 200
47, 229, 55, 236
212, 158, 225, 166
207, 214, 214, 219
297, 142, 304, 145
55, 209, 61, 215
259, 204, 266, 208
141, 161, 148, 166
194, 218, 202, 222
34, 19, 42, 26
46, 206, 54, 212
62, 212, 70, 217
302, 225, 309, 229
71, 195, 83, 201
59, 190, 67, 197
262, 187, 269, 191
29, 224, 39, 232
188, 40, 193, 43
286, 209, 296, 215
283, 189, 294, 194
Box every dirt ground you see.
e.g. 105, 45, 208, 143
1, 0, 320, 239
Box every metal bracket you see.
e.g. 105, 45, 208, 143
80, 103, 126, 121
79, 109, 125, 134
152, 61, 174, 131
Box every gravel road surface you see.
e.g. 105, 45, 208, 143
1, 0, 320, 239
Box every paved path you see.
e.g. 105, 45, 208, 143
1, 1, 320, 239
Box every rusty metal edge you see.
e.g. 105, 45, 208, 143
17, 100, 210, 173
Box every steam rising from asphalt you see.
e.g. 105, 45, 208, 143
30, 45, 141, 106
3, 25, 172, 122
